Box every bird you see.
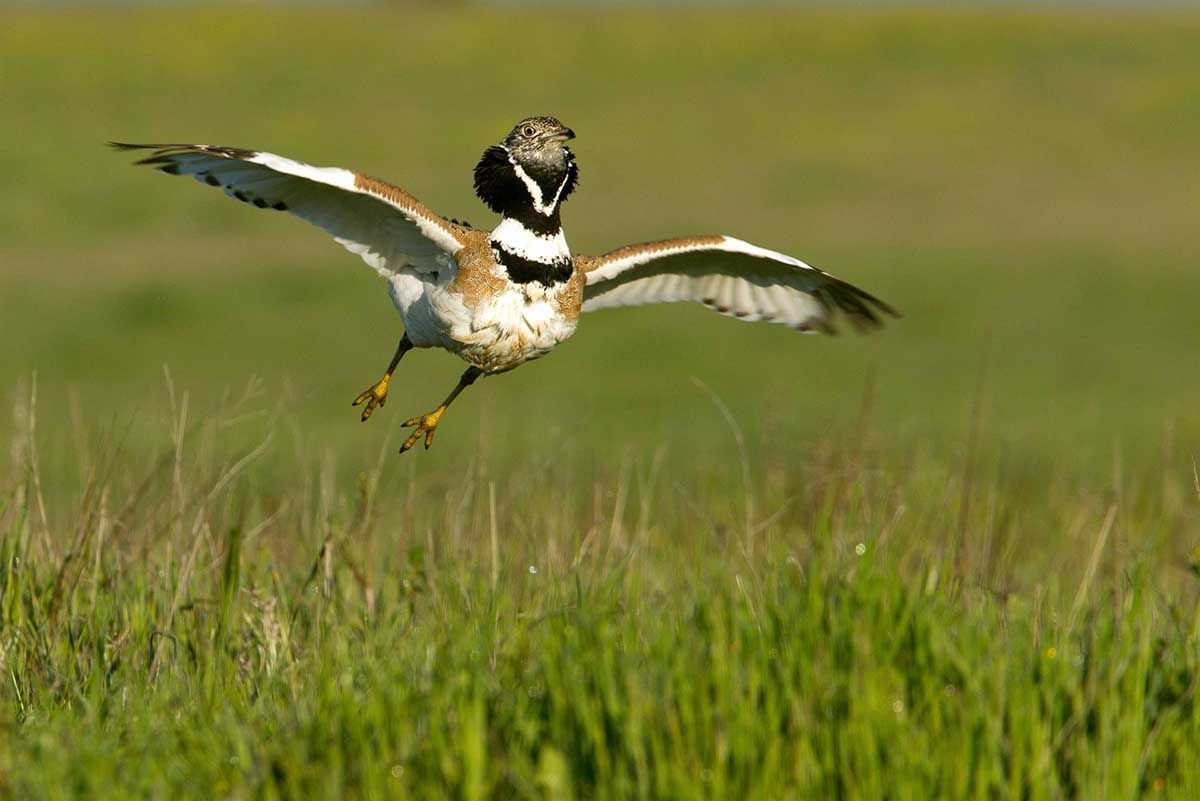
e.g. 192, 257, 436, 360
112, 116, 896, 453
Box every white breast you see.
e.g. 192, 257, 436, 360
457, 280, 577, 372
387, 265, 577, 374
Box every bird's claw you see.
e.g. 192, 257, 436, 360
399, 409, 445, 453
352, 376, 391, 422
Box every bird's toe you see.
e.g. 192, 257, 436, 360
399, 411, 444, 453
352, 378, 391, 422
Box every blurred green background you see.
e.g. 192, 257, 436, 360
6, 7, 1200, 798
2, 5, 1198, 500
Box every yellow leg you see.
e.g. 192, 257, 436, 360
352, 334, 413, 422
400, 367, 482, 453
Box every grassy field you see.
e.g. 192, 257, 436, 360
2, 6, 1200, 799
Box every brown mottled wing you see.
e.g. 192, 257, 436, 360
111, 142, 468, 276
579, 235, 897, 333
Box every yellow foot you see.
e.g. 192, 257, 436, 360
399, 407, 446, 453
352, 374, 391, 422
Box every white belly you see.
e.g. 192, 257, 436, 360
388, 270, 577, 373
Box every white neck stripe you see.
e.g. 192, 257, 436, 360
490, 217, 570, 263
545, 171, 571, 214
505, 150, 569, 217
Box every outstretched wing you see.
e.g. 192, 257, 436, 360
111, 142, 469, 277
578, 235, 897, 333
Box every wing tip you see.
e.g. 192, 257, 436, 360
108, 141, 186, 154
819, 277, 900, 335
109, 142, 189, 175
109, 142, 261, 164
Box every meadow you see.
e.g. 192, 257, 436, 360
2, 6, 1200, 798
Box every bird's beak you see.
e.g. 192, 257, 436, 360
553, 127, 575, 142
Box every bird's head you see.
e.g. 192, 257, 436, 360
502, 115, 575, 165
474, 116, 579, 228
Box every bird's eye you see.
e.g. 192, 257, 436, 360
522, 125, 537, 137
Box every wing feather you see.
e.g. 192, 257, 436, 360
580, 235, 896, 334
111, 142, 468, 277
750, 284, 778, 322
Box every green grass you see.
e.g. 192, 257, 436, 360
2, 5, 1200, 799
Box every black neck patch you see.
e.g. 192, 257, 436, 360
474, 145, 526, 214
492, 244, 573, 288
473, 145, 579, 236
557, 150, 579, 203
506, 206, 563, 236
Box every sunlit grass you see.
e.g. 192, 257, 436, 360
2, 381, 1199, 798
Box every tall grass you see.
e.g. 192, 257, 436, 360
2, 378, 1198, 799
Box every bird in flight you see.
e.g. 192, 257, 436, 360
113, 116, 896, 453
